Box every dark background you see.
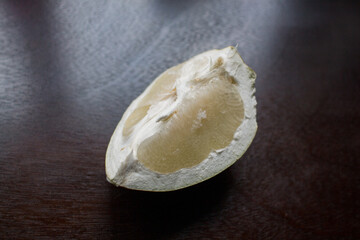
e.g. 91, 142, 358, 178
0, 0, 359, 239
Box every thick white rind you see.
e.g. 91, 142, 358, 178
105, 46, 257, 192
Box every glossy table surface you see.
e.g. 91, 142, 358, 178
0, 0, 359, 239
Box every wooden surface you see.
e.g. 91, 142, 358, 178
1, 0, 359, 239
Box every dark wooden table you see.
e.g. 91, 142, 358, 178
1, 0, 359, 239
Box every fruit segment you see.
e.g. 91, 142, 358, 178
106, 46, 257, 191
134, 63, 244, 173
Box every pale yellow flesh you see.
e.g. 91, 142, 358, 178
122, 64, 182, 137
122, 62, 244, 174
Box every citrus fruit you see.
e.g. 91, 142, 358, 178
106, 46, 257, 191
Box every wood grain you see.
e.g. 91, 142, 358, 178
0, 0, 359, 239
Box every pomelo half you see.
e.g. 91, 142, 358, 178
106, 46, 257, 191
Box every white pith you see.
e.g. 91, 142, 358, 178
106, 46, 257, 191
